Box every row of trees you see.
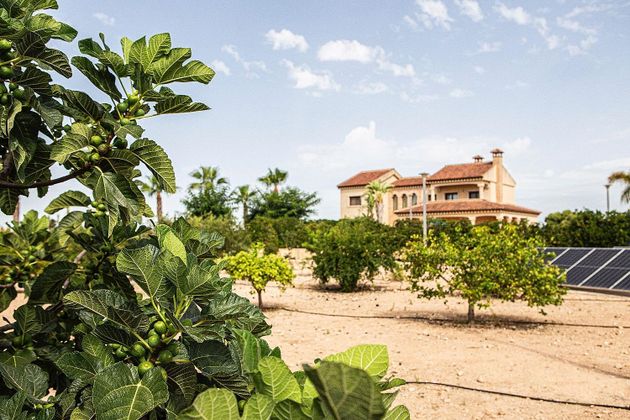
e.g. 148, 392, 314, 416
181, 166, 320, 222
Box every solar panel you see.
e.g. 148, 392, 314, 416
553, 248, 591, 268
543, 247, 630, 293
612, 273, 630, 290
543, 247, 565, 262
565, 266, 598, 285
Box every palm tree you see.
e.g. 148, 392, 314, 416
189, 166, 228, 193
258, 168, 288, 193
608, 171, 630, 203
138, 176, 164, 222
232, 185, 256, 225
365, 180, 391, 223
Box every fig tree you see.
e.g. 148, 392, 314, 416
157, 350, 173, 364
129, 343, 146, 358
90, 135, 103, 146
153, 320, 167, 334
147, 334, 161, 348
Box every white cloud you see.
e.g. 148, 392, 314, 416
432, 74, 451, 84
476, 41, 501, 53
318, 40, 416, 77
415, 0, 453, 30
318, 40, 376, 63
283, 60, 340, 91
494, 4, 561, 51
400, 92, 439, 103
93, 12, 115, 26
355, 81, 389, 95
473, 65, 485, 74
403, 15, 418, 29
449, 88, 473, 98
556, 17, 596, 35
210, 60, 231, 76
454, 0, 483, 22
567, 35, 597, 56
265, 29, 309, 52
221, 45, 267, 78
495, 3, 530, 25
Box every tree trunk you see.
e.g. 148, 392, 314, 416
156, 191, 163, 222
273, 185, 279, 193
12, 198, 20, 223
242, 203, 248, 226
257, 290, 263, 310
467, 302, 475, 323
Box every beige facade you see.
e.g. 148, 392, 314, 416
337, 149, 540, 225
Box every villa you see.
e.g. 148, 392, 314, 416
337, 149, 540, 225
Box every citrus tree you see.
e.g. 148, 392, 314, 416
402, 223, 566, 322
0, 2, 409, 418
223, 243, 294, 310
307, 217, 399, 292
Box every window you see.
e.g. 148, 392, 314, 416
349, 196, 361, 206
469, 191, 480, 199
402, 194, 408, 208
392, 195, 398, 210
411, 193, 418, 206
445, 192, 458, 201
428, 194, 432, 202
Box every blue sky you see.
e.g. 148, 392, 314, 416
14, 0, 630, 221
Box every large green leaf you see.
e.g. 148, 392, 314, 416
149, 48, 214, 85
271, 400, 309, 420
142, 33, 171, 70
187, 340, 248, 396
242, 394, 275, 420
63, 290, 148, 332
156, 225, 187, 263
14, 66, 52, 95
71, 56, 122, 100
383, 405, 411, 420
45, 190, 91, 214
116, 245, 169, 302
177, 262, 224, 297
35, 48, 73, 77
303, 361, 385, 420
165, 363, 197, 408
257, 357, 302, 404
324, 345, 389, 380
92, 363, 168, 420
155, 95, 209, 114
28, 260, 76, 304
49, 133, 88, 163
0, 363, 48, 401
0, 391, 27, 420
177, 388, 240, 420
129, 138, 176, 193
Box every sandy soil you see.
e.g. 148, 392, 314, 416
232, 276, 630, 420
2, 276, 629, 419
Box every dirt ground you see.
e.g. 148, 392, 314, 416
2, 276, 629, 419
232, 276, 630, 420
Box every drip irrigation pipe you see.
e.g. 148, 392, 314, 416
404, 381, 630, 411
275, 307, 630, 329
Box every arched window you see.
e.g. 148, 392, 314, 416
392, 195, 398, 210
411, 193, 418, 206
402, 194, 408, 208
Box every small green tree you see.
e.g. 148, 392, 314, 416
223, 243, 294, 309
189, 165, 228, 193
232, 184, 256, 224
365, 180, 391, 223
182, 187, 233, 217
307, 217, 398, 292
402, 224, 566, 322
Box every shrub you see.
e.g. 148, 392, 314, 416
223, 243, 294, 309
307, 217, 398, 292
542, 209, 630, 247
246, 216, 280, 254
188, 214, 251, 255
248, 187, 320, 220
0, 2, 409, 418
402, 224, 566, 322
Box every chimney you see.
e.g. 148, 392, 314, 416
473, 155, 484, 163
491, 148, 504, 203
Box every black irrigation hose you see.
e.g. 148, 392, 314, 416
275, 307, 630, 329
405, 381, 630, 411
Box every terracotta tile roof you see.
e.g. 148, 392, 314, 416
395, 199, 540, 215
337, 168, 394, 188
428, 162, 492, 182
392, 176, 424, 187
